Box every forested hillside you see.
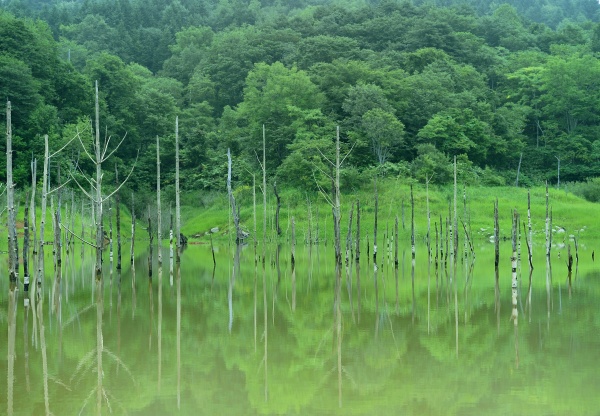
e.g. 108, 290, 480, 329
1, 0, 600, 207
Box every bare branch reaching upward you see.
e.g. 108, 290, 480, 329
101, 132, 128, 163
102, 150, 139, 202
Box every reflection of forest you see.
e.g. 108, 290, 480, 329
2, 243, 600, 415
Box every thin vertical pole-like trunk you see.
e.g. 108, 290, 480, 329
38, 134, 51, 416
494, 199, 500, 329
93, 80, 104, 416
175, 117, 181, 257
453, 156, 459, 358
545, 182, 552, 318
253, 175, 257, 350
333, 126, 342, 408
411, 185, 416, 325
52, 210, 62, 324
115, 166, 122, 272
567, 243, 573, 298
156, 136, 162, 391
511, 210, 519, 368
373, 177, 379, 335
30, 159, 39, 349
291, 216, 296, 312
7, 100, 18, 416
355, 199, 361, 323
157, 136, 162, 266
94, 81, 103, 285
394, 215, 399, 314
274, 181, 281, 237
427, 178, 431, 332
23, 192, 31, 393
227, 148, 242, 244
31, 159, 38, 256
147, 208, 154, 351
262, 124, 268, 401
170, 204, 174, 284
345, 203, 355, 323
176, 261, 181, 409
435, 222, 439, 308
108, 199, 113, 309
131, 193, 135, 267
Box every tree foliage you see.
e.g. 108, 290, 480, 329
1, 0, 600, 189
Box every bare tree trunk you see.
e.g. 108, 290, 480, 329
274, 181, 281, 237
345, 203, 355, 323
291, 216, 296, 312
394, 215, 399, 314
169, 204, 174, 287
52, 209, 62, 323
373, 177, 379, 335
23, 191, 31, 392
38, 134, 51, 416
333, 126, 343, 408
30, 159, 39, 349
6, 100, 18, 416
453, 156, 458, 358
157, 136, 162, 266
427, 178, 431, 333
492, 199, 500, 332
131, 193, 136, 267
355, 199, 361, 323
511, 210, 519, 368
252, 175, 257, 350
411, 185, 416, 325
227, 148, 243, 244
115, 165, 122, 272
262, 124, 268, 401
175, 116, 181, 257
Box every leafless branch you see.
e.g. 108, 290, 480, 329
312, 160, 333, 182
101, 132, 128, 163
339, 142, 356, 167
47, 178, 73, 195
254, 150, 264, 171
313, 171, 333, 207
60, 223, 97, 248
49, 131, 80, 159
102, 150, 138, 202
316, 146, 334, 167
68, 172, 94, 202
77, 128, 96, 164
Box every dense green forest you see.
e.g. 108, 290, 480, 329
2, 0, 600, 209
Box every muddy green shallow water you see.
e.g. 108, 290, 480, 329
2, 240, 600, 415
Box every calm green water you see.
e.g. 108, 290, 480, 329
2, 240, 600, 415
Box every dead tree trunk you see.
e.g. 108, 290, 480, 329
274, 181, 282, 237
394, 215, 399, 314
291, 216, 296, 312
411, 185, 416, 325
131, 193, 135, 267
345, 203, 355, 323
115, 165, 122, 272
373, 177, 379, 334
7, 100, 18, 416
355, 199, 361, 323
227, 148, 243, 244
261, 124, 268, 401
175, 116, 181, 257
157, 136, 162, 266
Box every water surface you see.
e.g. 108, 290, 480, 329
2, 240, 600, 415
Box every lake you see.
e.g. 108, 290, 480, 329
2, 237, 600, 415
